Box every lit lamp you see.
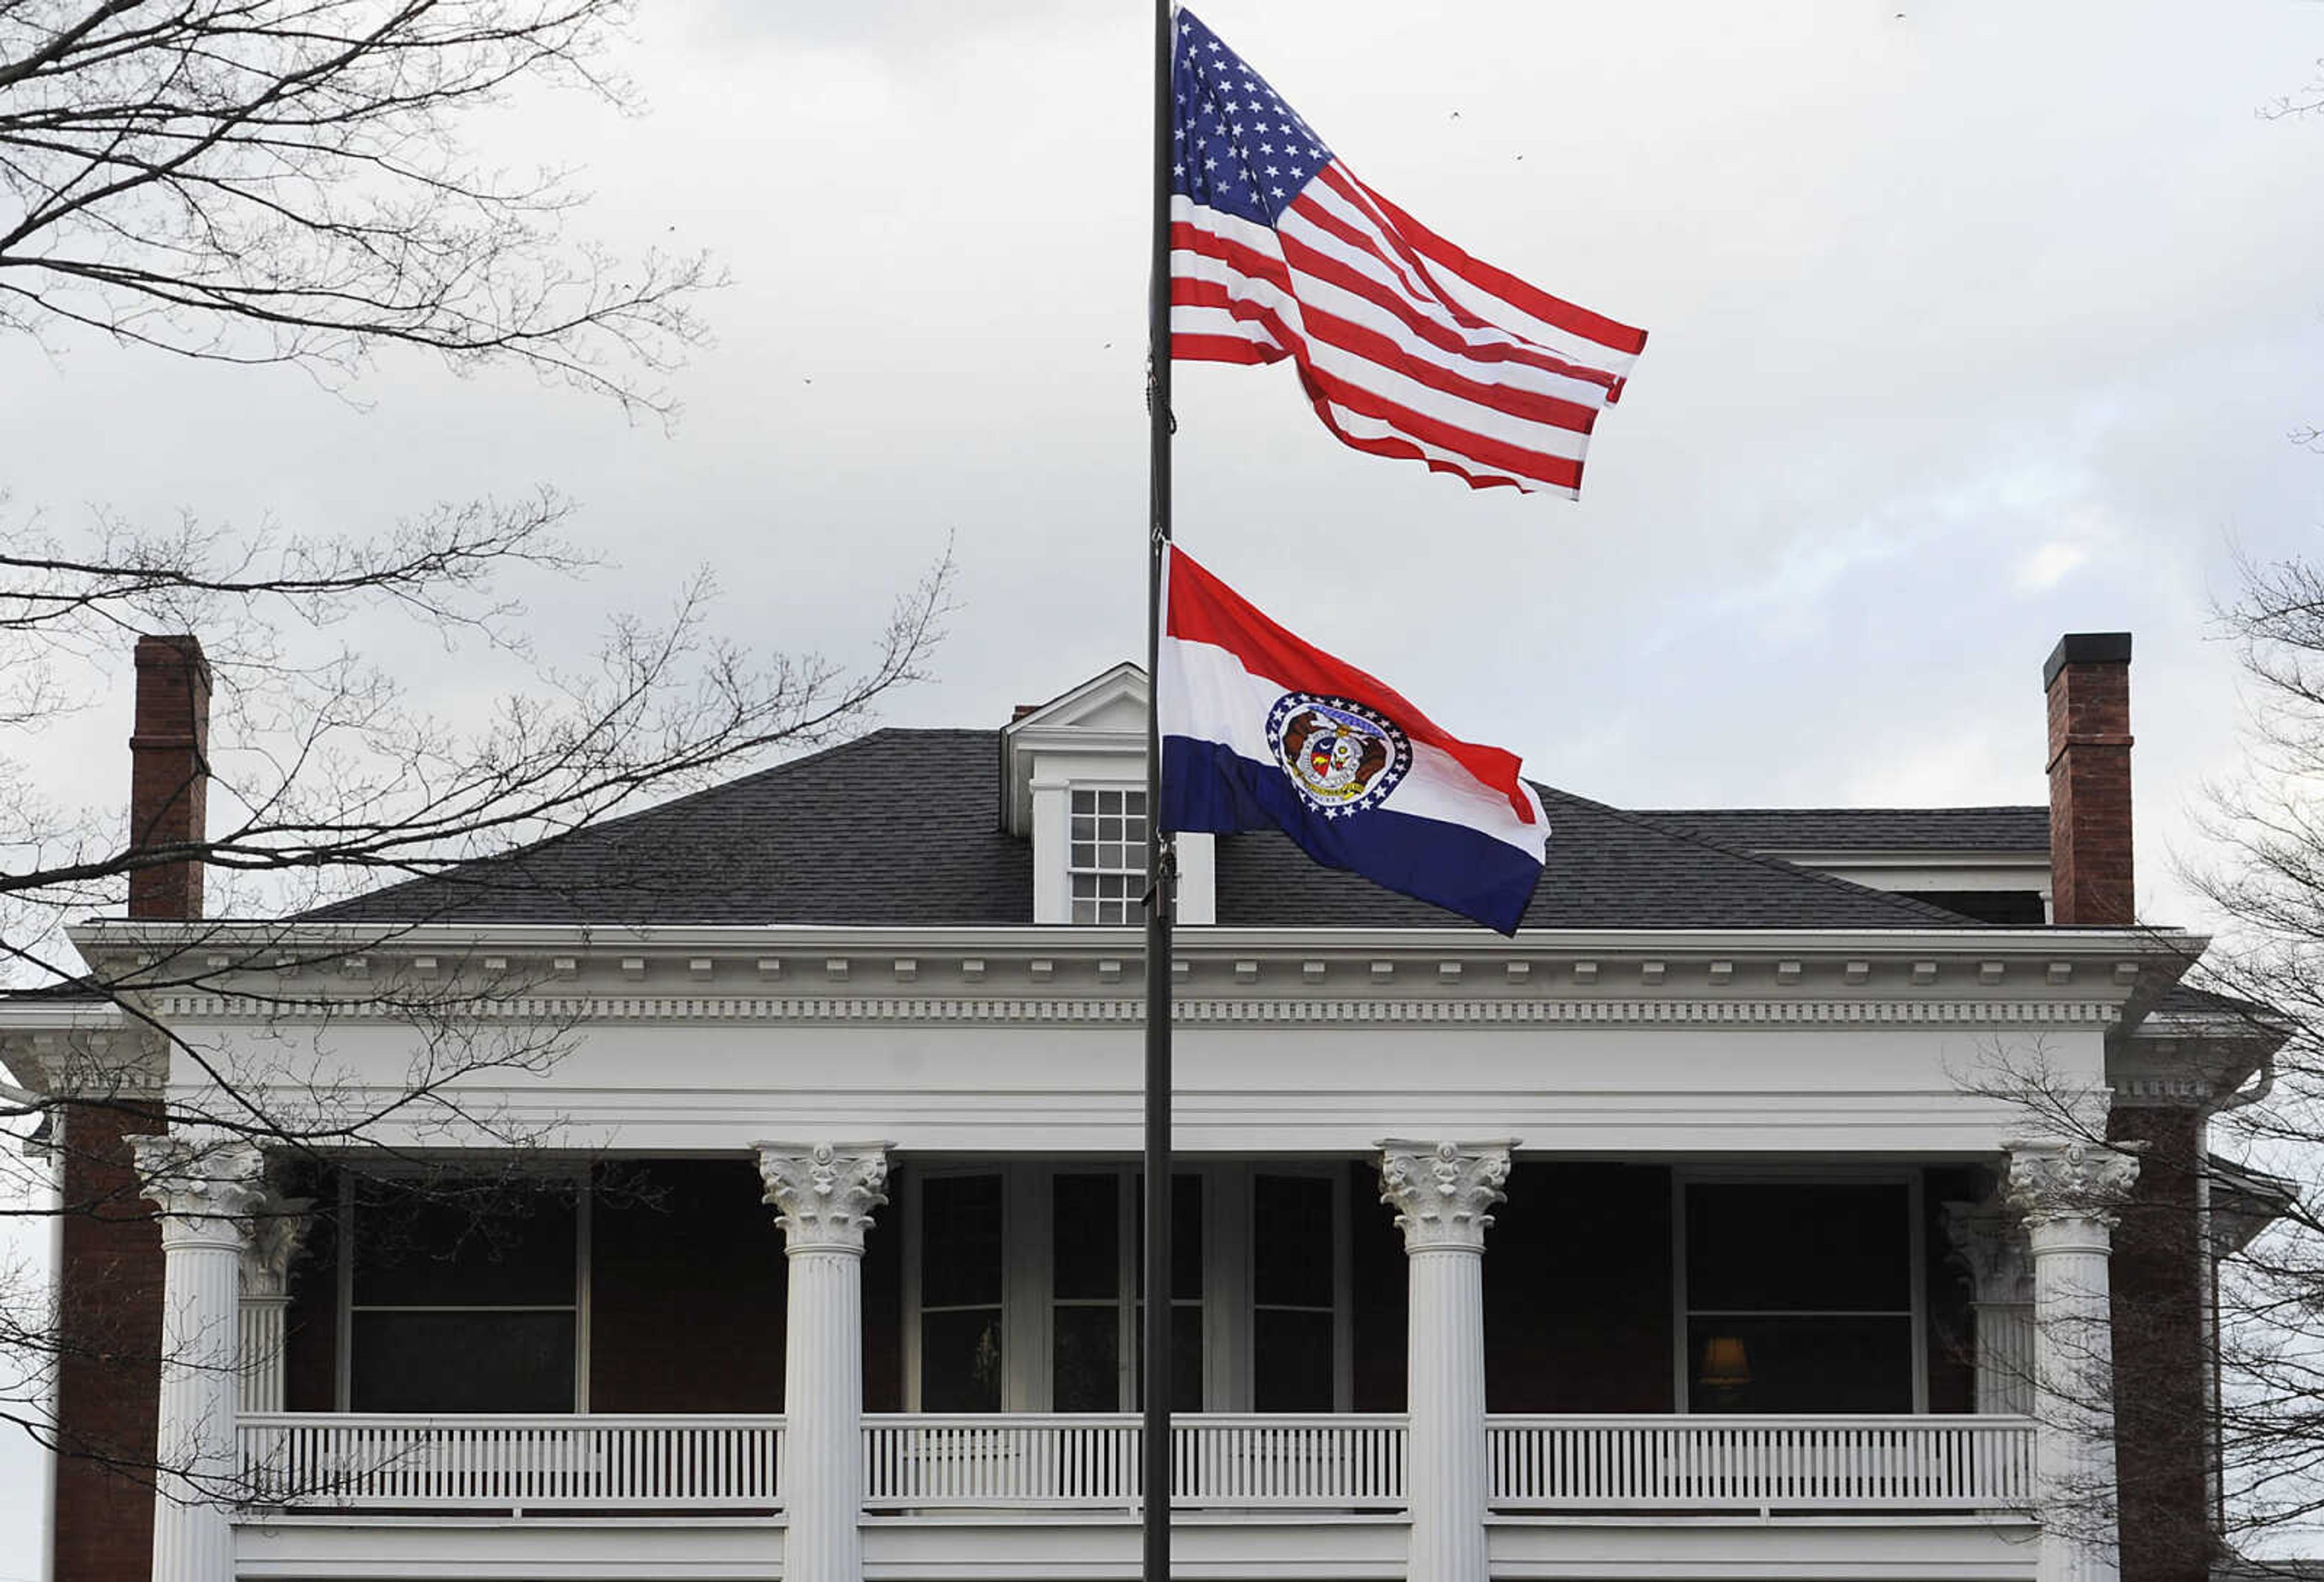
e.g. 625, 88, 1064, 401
1698, 1335, 1751, 1399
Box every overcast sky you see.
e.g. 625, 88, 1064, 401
6, 0, 2324, 1566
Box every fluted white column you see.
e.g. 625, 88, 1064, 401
757, 1141, 890, 1582
1378, 1139, 1514, 1582
2006, 1138, 2140, 1582
133, 1134, 266, 1582
1942, 1196, 2037, 1416
237, 1197, 313, 1414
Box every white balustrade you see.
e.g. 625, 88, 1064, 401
236, 1414, 786, 1511
1487, 1415, 2037, 1513
236, 1411, 2035, 1518
862, 1414, 1407, 1510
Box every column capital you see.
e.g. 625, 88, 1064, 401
1376, 1138, 1516, 1252
131, 1133, 266, 1237
1941, 1195, 2034, 1304
2004, 1137, 2140, 1232
239, 1195, 316, 1301
755, 1141, 891, 1253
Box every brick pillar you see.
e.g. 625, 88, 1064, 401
2108, 1104, 2212, 1582
2043, 632, 2133, 927
51, 1101, 166, 1582
128, 634, 212, 921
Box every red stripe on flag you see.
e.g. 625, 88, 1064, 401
1165, 546, 1538, 823
1173, 333, 1281, 366
1170, 220, 1295, 292
1170, 277, 1585, 493
1278, 222, 1622, 398
1324, 165, 1648, 361
1300, 300, 1601, 435
1295, 361, 1586, 494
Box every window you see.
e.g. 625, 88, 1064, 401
1252, 1175, 1337, 1410
1680, 1179, 1919, 1414
1134, 1172, 1206, 1413
919, 1172, 1006, 1411
1069, 787, 1147, 924
907, 1163, 1342, 1412
1051, 1172, 1122, 1411
344, 1178, 582, 1413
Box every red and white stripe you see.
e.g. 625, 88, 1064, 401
1170, 162, 1647, 497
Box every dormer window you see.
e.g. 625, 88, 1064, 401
1070, 788, 1149, 924
1003, 664, 1213, 926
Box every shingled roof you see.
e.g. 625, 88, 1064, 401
305, 729, 2000, 931
1637, 807, 2050, 853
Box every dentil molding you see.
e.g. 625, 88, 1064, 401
137, 989, 2130, 1029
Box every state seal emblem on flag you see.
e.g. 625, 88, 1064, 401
1267, 694, 1412, 815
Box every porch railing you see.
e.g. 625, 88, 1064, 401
235, 1412, 2035, 1516
861, 1413, 1407, 1510
235, 1414, 787, 1511
1487, 1414, 2037, 1512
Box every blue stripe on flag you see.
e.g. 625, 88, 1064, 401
1161, 737, 1541, 934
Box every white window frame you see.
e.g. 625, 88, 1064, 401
1238, 1163, 1355, 1413
1669, 1166, 1928, 1415
898, 1160, 1350, 1413
900, 1165, 1024, 1411
333, 1166, 592, 1413
1066, 784, 1150, 925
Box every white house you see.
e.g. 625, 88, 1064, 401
0, 631, 2274, 1582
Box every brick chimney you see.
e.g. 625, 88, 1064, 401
126, 634, 211, 920
2043, 632, 2133, 926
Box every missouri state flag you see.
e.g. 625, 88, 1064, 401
1158, 545, 1548, 933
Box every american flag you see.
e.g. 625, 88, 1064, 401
1169, 10, 1647, 498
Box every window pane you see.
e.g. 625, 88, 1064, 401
1687, 1184, 1911, 1311
1254, 1175, 1334, 1308
351, 1310, 575, 1413
1072, 790, 1094, 815
922, 1174, 1004, 1308
1053, 1305, 1120, 1411
1686, 1316, 1914, 1413
1135, 1174, 1204, 1298
921, 1308, 1004, 1411
1134, 1303, 1204, 1413
352, 1182, 576, 1307
1053, 1174, 1120, 1301
1255, 1308, 1334, 1410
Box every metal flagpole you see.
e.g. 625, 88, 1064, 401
1142, 0, 1176, 1578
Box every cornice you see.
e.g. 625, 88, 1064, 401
57, 920, 2204, 1032
135, 988, 2130, 1028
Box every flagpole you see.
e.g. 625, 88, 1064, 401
1142, 0, 1176, 1578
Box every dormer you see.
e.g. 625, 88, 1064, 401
1000, 664, 1213, 925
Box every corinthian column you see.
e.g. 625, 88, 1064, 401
237, 1197, 313, 1415
757, 1141, 890, 1582
133, 1134, 266, 1582
2006, 1137, 2141, 1582
1942, 1195, 2037, 1416
1377, 1138, 1515, 1582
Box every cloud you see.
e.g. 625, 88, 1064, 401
2016, 540, 2093, 592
